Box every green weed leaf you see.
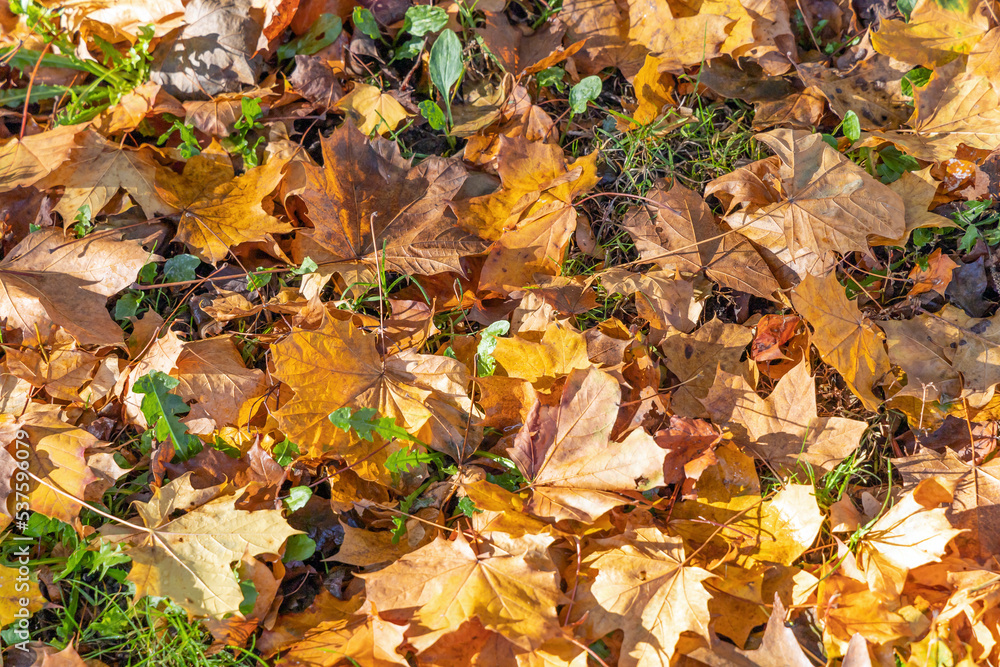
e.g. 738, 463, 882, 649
134, 370, 202, 461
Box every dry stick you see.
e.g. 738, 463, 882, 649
20, 41, 50, 139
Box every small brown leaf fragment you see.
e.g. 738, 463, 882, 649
751, 314, 801, 362
653, 416, 721, 487
907, 248, 959, 297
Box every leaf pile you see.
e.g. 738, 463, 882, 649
4, 0, 1000, 665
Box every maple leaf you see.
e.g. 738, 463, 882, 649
857, 478, 965, 600
19, 408, 102, 522
870, 0, 989, 68
686, 595, 814, 666
0, 229, 153, 345
492, 321, 591, 387
293, 123, 484, 278
335, 83, 411, 136
661, 318, 753, 418
170, 336, 267, 434
509, 367, 667, 522
871, 168, 957, 246
712, 129, 905, 263
101, 474, 301, 618
37, 129, 175, 222
576, 524, 714, 667
156, 155, 291, 264
0, 124, 81, 192
702, 360, 866, 473
893, 446, 1000, 560
362, 533, 566, 651
882, 305, 1000, 410
271, 316, 475, 462
874, 66, 1000, 162
791, 270, 891, 411
274, 609, 409, 667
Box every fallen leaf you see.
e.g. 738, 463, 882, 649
661, 318, 753, 418
157, 155, 290, 264
791, 270, 891, 411
335, 83, 411, 136
893, 446, 1000, 560
576, 524, 714, 667
702, 359, 866, 473
858, 478, 965, 600
293, 123, 485, 278
171, 336, 268, 434
151, 0, 263, 97
870, 0, 989, 68
271, 316, 475, 462
363, 533, 565, 651
717, 129, 905, 264
0, 229, 153, 345
101, 474, 301, 618
509, 367, 667, 522
493, 321, 591, 388
38, 129, 173, 222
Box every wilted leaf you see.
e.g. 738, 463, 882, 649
272, 316, 474, 462
157, 155, 290, 264
293, 123, 485, 278
576, 525, 714, 667
0, 229, 153, 345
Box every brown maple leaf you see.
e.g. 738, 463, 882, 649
575, 524, 714, 667
362, 533, 566, 651
508, 367, 667, 522
292, 123, 485, 278
156, 154, 291, 264
0, 229, 154, 346
702, 360, 866, 473
271, 316, 475, 463
710, 129, 905, 270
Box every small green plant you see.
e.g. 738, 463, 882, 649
476, 320, 509, 377
429, 29, 464, 128
72, 204, 94, 237
569, 76, 602, 117
162, 254, 202, 283
222, 98, 266, 168
157, 115, 202, 158
329, 406, 423, 446
135, 370, 202, 461
2, 2, 156, 124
